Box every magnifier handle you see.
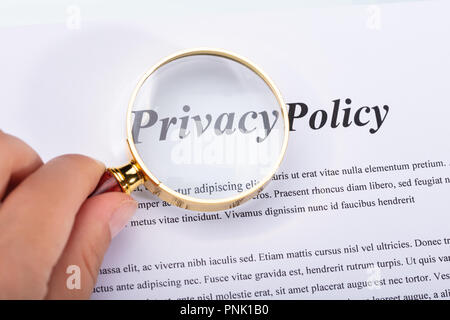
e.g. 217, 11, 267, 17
90, 161, 145, 197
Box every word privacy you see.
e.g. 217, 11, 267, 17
132, 105, 279, 144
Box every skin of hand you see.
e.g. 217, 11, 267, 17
0, 131, 138, 299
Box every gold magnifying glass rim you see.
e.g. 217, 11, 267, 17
125, 47, 289, 212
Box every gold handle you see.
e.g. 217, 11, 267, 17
91, 160, 145, 197
108, 160, 145, 194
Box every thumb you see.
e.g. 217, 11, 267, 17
45, 192, 137, 299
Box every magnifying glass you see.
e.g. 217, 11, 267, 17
93, 48, 289, 211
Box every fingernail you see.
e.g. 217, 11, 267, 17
109, 200, 138, 238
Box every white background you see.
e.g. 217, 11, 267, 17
1, 0, 449, 300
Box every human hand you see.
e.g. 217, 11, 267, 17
0, 131, 137, 299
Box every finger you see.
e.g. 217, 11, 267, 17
0, 131, 43, 200
46, 192, 137, 299
0, 154, 104, 299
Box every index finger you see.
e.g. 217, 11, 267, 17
0, 154, 105, 299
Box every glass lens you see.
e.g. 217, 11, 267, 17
130, 54, 285, 200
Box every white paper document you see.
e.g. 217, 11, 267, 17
1, 1, 449, 300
